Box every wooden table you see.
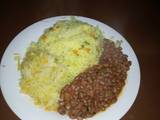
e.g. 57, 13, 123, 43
0, 0, 160, 119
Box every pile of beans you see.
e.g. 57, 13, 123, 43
100, 40, 131, 73
58, 39, 131, 120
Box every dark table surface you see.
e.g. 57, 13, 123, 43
0, 0, 160, 120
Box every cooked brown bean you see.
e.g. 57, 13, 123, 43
58, 39, 131, 119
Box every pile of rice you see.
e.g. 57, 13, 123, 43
19, 18, 104, 111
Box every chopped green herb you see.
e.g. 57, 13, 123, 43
84, 41, 90, 45
115, 40, 123, 48
14, 53, 21, 70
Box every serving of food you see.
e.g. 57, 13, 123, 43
0, 16, 140, 120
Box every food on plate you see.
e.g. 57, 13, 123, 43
19, 18, 103, 111
58, 39, 131, 119
18, 17, 131, 119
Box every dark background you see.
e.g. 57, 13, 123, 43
0, 0, 160, 120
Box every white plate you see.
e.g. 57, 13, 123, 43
0, 16, 140, 120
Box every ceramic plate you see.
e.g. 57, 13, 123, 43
0, 16, 140, 120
